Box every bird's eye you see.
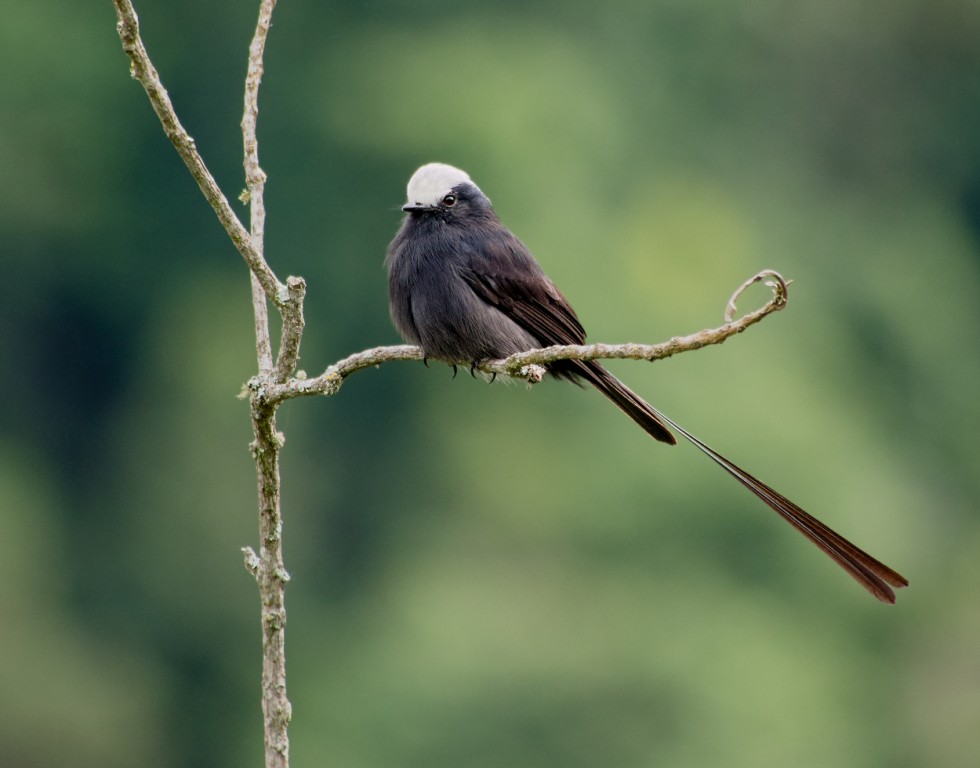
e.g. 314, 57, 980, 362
441, 193, 457, 207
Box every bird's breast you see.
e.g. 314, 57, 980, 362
387, 229, 536, 363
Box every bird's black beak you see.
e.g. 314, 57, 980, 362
402, 202, 430, 213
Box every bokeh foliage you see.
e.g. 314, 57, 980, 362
2, 1, 979, 766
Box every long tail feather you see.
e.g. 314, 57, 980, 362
652, 408, 908, 603
576, 361, 908, 603
574, 361, 676, 445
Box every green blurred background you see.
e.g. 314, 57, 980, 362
3, 1, 979, 766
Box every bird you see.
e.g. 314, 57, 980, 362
385, 162, 908, 604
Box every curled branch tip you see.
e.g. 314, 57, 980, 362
725, 269, 790, 323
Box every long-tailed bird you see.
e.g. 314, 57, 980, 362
385, 162, 908, 603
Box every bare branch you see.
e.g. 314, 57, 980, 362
489, 268, 789, 373
114, 3, 299, 766
112, 0, 300, 325
248, 393, 291, 768
261, 270, 790, 404
238, 3, 292, 767
274, 276, 307, 385
242, 0, 287, 378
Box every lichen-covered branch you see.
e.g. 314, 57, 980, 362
259, 270, 790, 405
113, 2, 294, 767
237, 3, 292, 768
243, 0, 274, 377
241, 0, 305, 383
242, 394, 291, 768
113, 0, 307, 378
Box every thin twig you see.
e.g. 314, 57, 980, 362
112, 0, 293, 318
725, 268, 791, 323
242, 1, 274, 373
259, 270, 790, 404
113, 3, 296, 767
274, 276, 307, 385
239, 3, 291, 768
492, 269, 788, 372
241, 0, 306, 383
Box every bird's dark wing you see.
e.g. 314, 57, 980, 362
458, 228, 587, 346
456, 225, 673, 439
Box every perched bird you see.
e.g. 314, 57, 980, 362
386, 162, 908, 603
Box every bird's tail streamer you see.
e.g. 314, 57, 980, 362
581, 361, 908, 603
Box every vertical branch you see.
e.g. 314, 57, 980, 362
113, 2, 294, 766
243, 0, 276, 374
247, 395, 291, 768
241, 0, 305, 388
241, 2, 290, 768
113, 0, 285, 305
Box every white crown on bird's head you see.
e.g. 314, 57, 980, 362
405, 163, 482, 208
